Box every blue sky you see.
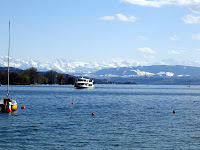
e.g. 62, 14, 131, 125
1, 0, 200, 65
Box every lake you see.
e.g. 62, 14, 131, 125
0, 84, 200, 149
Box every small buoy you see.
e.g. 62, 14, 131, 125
173, 110, 176, 113
6, 108, 12, 113
92, 112, 95, 116
21, 106, 25, 109
71, 102, 75, 105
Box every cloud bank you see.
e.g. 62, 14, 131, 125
169, 50, 181, 55
138, 47, 155, 54
99, 13, 137, 22
121, 0, 200, 13
182, 14, 200, 24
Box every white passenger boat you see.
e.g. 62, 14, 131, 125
74, 77, 94, 89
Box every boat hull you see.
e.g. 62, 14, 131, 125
0, 98, 17, 112
75, 85, 94, 89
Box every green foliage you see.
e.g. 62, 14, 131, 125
45, 70, 57, 84
40, 76, 48, 84
57, 74, 64, 85
0, 67, 75, 85
23, 75, 30, 84
24, 67, 38, 84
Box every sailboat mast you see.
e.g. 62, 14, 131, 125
7, 21, 10, 98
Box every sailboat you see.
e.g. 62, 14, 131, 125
0, 21, 17, 112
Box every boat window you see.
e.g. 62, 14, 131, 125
78, 79, 86, 81
78, 83, 85, 85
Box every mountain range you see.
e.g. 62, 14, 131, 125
94, 65, 200, 78
93, 65, 200, 85
0, 56, 146, 74
1, 56, 200, 79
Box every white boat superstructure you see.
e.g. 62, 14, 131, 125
75, 77, 94, 89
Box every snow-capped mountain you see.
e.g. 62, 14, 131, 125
0, 57, 148, 74
94, 65, 200, 78
1, 56, 200, 79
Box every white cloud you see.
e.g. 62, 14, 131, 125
187, 3, 200, 13
121, 0, 170, 7
116, 14, 137, 22
196, 48, 200, 52
99, 13, 137, 22
138, 47, 155, 54
169, 50, 181, 55
182, 14, 200, 24
121, 0, 200, 13
192, 33, 200, 40
138, 36, 149, 41
170, 35, 179, 41
144, 55, 155, 59
99, 16, 115, 21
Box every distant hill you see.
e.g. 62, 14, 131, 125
2, 65, 200, 84
93, 65, 200, 78
0, 67, 110, 85
0, 67, 23, 73
92, 65, 200, 85
2, 56, 200, 76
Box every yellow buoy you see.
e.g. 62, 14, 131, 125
12, 104, 17, 111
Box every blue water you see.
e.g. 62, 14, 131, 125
1, 84, 200, 149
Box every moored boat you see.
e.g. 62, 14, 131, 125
0, 21, 17, 112
0, 98, 17, 112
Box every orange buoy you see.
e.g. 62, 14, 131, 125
173, 110, 176, 113
6, 108, 12, 113
21, 106, 25, 109
92, 112, 95, 116
71, 102, 75, 105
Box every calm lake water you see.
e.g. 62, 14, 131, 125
1, 84, 200, 149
